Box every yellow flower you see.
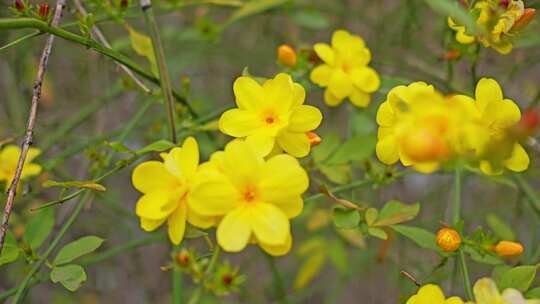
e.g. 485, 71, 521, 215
473, 277, 540, 304
219, 73, 323, 158
448, 17, 475, 44
465, 78, 529, 175
436, 227, 462, 252
406, 284, 466, 304
0, 145, 42, 190
310, 29, 380, 107
131, 137, 215, 245
189, 140, 308, 255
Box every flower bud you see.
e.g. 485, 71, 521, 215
38, 3, 50, 19
306, 132, 322, 146
175, 250, 190, 268
494, 240, 524, 258
277, 44, 297, 67
401, 128, 449, 163
444, 50, 461, 60
512, 8, 536, 32
120, 0, 129, 9
14, 0, 25, 12
436, 228, 461, 252
519, 109, 540, 135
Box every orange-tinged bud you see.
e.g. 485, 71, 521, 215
14, 0, 25, 12
444, 50, 461, 60
277, 44, 297, 67
495, 240, 524, 258
38, 3, 49, 19
175, 250, 190, 268
518, 109, 540, 136
512, 8, 536, 32
436, 228, 461, 252
400, 129, 449, 163
306, 132, 322, 146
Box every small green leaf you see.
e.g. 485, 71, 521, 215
364, 208, 378, 226
42, 180, 106, 192
23, 208, 55, 250
226, 0, 289, 25
319, 164, 351, 185
50, 264, 87, 292
328, 241, 348, 274
368, 227, 388, 240
293, 251, 326, 290
0, 231, 20, 266
312, 133, 340, 163
498, 265, 538, 292
136, 140, 175, 155
525, 287, 540, 299
391, 224, 439, 251
105, 141, 133, 154
333, 206, 360, 229
462, 245, 503, 265
326, 135, 376, 165
184, 225, 208, 239
486, 213, 515, 241
53, 236, 104, 266
292, 10, 330, 30
373, 201, 420, 227
127, 26, 158, 76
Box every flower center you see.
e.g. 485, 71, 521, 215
242, 184, 259, 203
266, 117, 275, 124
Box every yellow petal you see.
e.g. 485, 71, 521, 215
324, 88, 344, 107
288, 105, 323, 133
132, 161, 177, 194
328, 69, 353, 99
376, 136, 399, 164
217, 207, 252, 252
480, 160, 504, 176
259, 232, 292, 256
262, 73, 294, 110
245, 133, 275, 157
483, 98, 521, 129
27, 148, 41, 161
260, 154, 308, 203
250, 203, 289, 246
310, 64, 333, 87
349, 88, 371, 108
351, 67, 380, 93
233, 76, 264, 110
473, 278, 504, 304
415, 284, 446, 303
504, 143, 529, 172
219, 109, 262, 137
276, 131, 311, 157
189, 170, 238, 216
187, 208, 218, 229
21, 163, 42, 179
140, 217, 166, 231
135, 191, 176, 220
376, 102, 395, 127
164, 137, 199, 179
332, 29, 365, 52
475, 78, 503, 113
223, 140, 264, 182
445, 297, 464, 304
167, 204, 187, 245
274, 196, 303, 218
291, 83, 306, 107
313, 43, 335, 65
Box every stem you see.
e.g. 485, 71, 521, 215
470, 43, 480, 92
0, 0, 66, 255
0, 17, 196, 116
11, 98, 154, 302
187, 246, 221, 304
452, 168, 473, 300
514, 174, 540, 213
140, 0, 177, 143
173, 262, 183, 304
265, 253, 290, 304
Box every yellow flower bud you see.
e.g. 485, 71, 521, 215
277, 44, 297, 67
494, 240, 524, 258
436, 228, 461, 252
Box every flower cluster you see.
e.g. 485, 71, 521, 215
407, 278, 540, 304
0, 145, 42, 190
448, 0, 536, 54
132, 73, 322, 255
310, 29, 380, 108
375, 78, 529, 174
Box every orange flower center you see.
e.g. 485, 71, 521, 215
242, 184, 259, 203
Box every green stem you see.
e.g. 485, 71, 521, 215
187, 246, 221, 304
11, 98, 154, 302
265, 253, 290, 304
470, 43, 480, 92
514, 174, 540, 213
173, 263, 183, 304
458, 249, 474, 300
140, 1, 177, 143
0, 17, 196, 116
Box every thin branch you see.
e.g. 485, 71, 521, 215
0, 0, 66, 254
73, 0, 152, 95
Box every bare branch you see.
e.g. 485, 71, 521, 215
0, 0, 66, 254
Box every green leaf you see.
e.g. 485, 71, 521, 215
312, 133, 340, 163
492, 264, 512, 286
23, 208, 55, 250
498, 265, 538, 292
364, 208, 378, 226
42, 180, 106, 192
226, 0, 289, 25
463, 245, 503, 265
184, 225, 208, 239
423, 0, 480, 36
333, 206, 360, 229
105, 141, 133, 154
50, 264, 87, 292
293, 251, 326, 290
373, 201, 420, 227
368, 227, 388, 240
136, 140, 175, 155
525, 287, 540, 299
292, 10, 330, 30
328, 241, 348, 274
391, 224, 439, 251
486, 213, 515, 241
326, 135, 376, 165
127, 26, 158, 76
351, 111, 376, 136
53, 236, 104, 266
0, 231, 20, 266
319, 164, 351, 185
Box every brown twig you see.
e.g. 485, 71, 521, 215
400, 270, 421, 287
72, 0, 152, 95
0, 0, 66, 254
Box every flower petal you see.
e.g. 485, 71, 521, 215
132, 161, 177, 194
291, 83, 306, 107
276, 131, 311, 158
376, 136, 399, 165
473, 278, 504, 304
189, 170, 238, 216
504, 143, 529, 172
233, 76, 264, 110
349, 88, 371, 108
217, 207, 252, 252
164, 137, 199, 179
475, 78, 503, 113
136, 191, 176, 220
351, 67, 380, 93
250, 203, 289, 246
288, 105, 323, 133
21, 163, 42, 179
140, 217, 166, 231
376, 102, 395, 127
245, 133, 275, 157
324, 89, 344, 107
223, 140, 265, 182
259, 232, 292, 256
274, 196, 303, 218
260, 154, 308, 203
187, 208, 218, 229
219, 109, 262, 137
313, 43, 335, 65
262, 73, 294, 110
328, 69, 353, 99
168, 204, 187, 245
310, 64, 333, 87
